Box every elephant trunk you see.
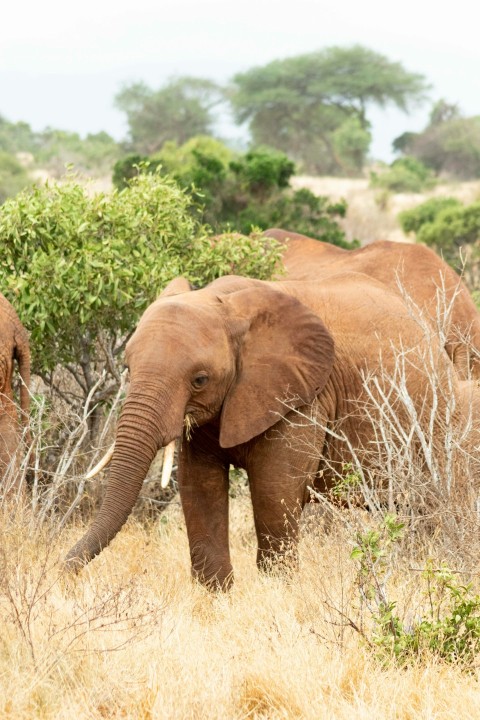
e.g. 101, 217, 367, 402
65, 383, 179, 570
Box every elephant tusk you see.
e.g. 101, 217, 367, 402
161, 440, 176, 488
85, 442, 115, 479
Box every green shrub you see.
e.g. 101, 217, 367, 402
416, 202, 480, 251
113, 138, 357, 249
0, 169, 281, 423
397, 197, 480, 283
350, 515, 480, 668
229, 146, 295, 197
370, 156, 436, 193
112, 154, 162, 190
398, 196, 462, 234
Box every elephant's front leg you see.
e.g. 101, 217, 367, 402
247, 411, 326, 573
177, 431, 232, 590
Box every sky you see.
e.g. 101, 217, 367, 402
2, 0, 480, 163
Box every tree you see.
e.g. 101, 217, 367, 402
231, 45, 429, 174
115, 77, 225, 154
0, 151, 30, 204
393, 100, 480, 179
0, 115, 37, 154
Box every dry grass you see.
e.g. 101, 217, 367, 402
0, 485, 479, 719
292, 175, 480, 246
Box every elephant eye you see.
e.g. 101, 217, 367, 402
192, 374, 209, 389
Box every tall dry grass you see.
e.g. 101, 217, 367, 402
1, 490, 480, 719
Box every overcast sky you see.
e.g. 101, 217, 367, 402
2, 0, 479, 162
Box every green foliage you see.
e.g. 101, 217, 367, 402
370, 156, 436, 193
229, 147, 295, 196
232, 45, 428, 174
398, 196, 462, 234
0, 115, 37, 155
332, 117, 372, 175
112, 155, 162, 190
237, 188, 354, 248
0, 151, 31, 204
113, 138, 356, 248
351, 517, 480, 668
394, 100, 480, 180
0, 114, 121, 178
416, 202, 480, 253
331, 462, 362, 501
114, 78, 224, 154
34, 129, 121, 177
0, 170, 281, 412
398, 197, 480, 283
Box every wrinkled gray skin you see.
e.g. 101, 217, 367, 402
0, 292, 31, 491
65, 273, 469, 589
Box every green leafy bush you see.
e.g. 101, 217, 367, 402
0, 170, 281, 423
370, 156, 436, 193
351, 515, 480, 668
398, 197, 480, 281
113, 138, 357, 248
229, 146, 295, 196
398, 196, 462, 234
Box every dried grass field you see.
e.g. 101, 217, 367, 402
2, 490, 480, 720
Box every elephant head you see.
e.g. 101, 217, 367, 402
0, 292, 31, 489
65, 276, 334, 570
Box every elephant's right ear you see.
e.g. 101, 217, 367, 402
159, 277, 193, 298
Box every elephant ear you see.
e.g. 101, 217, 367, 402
159, 277, 193, 298
219, 285, 334, 448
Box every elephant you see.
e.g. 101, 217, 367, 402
65, 272, 473, 589
0, 292, 31, 490
263, 228, 480, 381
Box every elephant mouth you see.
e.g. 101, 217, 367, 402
184, 413, 197, 440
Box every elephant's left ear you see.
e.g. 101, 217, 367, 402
219, 285, 334, 448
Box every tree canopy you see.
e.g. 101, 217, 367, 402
114, 77, 225, 154
231, 45, 429, 174
394, 100, 480, 179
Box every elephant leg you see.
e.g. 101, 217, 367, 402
177, 432, 232, 590
247, 411, 326, 573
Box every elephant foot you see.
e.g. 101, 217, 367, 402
191, 565, 234, 592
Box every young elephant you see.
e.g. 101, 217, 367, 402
0, 292, 31, 490
65, 273, 475, 589
264, 228, 480, 381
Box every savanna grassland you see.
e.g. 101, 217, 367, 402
1, 485, 480, 720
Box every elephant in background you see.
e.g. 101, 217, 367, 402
263, 228, 480, 381
65, 273, 474, 589
0, 292, 31, 491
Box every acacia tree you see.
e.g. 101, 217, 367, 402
231, 45, 429, 174
115, 77, 225, 154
